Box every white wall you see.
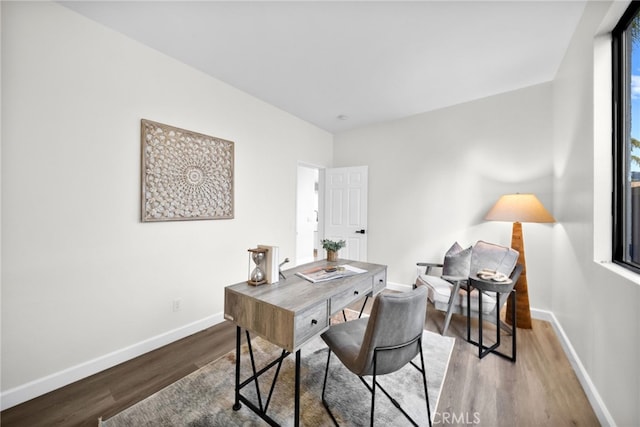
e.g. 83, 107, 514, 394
334, 83, 555, 311
1, 1, 332, 406
552, 1, 639, 424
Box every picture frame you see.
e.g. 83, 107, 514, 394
141, 119, 234, 222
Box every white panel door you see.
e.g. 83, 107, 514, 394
323, 166, 368, 261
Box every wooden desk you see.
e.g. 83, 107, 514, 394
224, 259, 387, 426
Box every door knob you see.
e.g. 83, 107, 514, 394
355, 229, 366, 234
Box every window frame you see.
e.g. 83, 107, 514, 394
612, 0, 640, 275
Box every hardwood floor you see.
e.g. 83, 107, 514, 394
1, 299, 600, 426
426, 306, 600, 426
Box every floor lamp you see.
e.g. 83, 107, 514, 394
485, 194, 555, 329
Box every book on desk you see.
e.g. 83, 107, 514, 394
295, 263, 367, 283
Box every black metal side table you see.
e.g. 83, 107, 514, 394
466, 275, 517, 362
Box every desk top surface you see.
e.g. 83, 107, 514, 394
225, 259, 386, 313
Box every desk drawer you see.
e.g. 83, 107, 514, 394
373, 270, 387, 294
330, 278, 373, 315
295, 300, 329, 347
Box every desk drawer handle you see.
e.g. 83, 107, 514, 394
311, 319, 318, 325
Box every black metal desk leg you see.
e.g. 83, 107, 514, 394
294, 349, 301, 426
233, 326, 242, 411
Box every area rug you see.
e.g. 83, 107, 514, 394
100, 328, 454, 427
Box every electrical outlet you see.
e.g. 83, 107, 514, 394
172, 298, 182, 312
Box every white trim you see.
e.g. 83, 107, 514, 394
0, 313, 225, 411
539, 309, 616, 427
386, 281, 413, 292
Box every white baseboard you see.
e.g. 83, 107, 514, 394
386, 281, 413, 291
535, 308, 616, 427
1, 312, 225, 411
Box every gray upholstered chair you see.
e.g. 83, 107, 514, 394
415, 240, 519, 335
321, 286, 431, 427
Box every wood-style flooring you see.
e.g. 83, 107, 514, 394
1, 297, 600, 426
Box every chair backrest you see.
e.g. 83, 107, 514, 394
353, 286, 428, 376
470, 240, 519, 277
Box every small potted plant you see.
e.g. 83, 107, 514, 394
321, 239, 346, 262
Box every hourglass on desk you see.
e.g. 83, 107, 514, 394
247, 247, 268, 286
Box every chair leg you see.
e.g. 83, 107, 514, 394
324, 341, 430, 427
371, 353, 377, 427
370, 344, 428, 427
321, 349, 331, 399
321, 349, 340, 426
442, 309, 453, 335
418, 339, 433, 427
442, 280, 463, 335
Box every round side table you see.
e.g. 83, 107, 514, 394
466, 275, 517, 362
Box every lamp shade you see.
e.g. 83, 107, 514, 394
485, 193, 555, 223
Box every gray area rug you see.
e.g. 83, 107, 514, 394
100, 329, 454, 426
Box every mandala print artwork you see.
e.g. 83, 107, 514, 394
141, 119, 234, 222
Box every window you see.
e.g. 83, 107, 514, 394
613, 1, 640, 274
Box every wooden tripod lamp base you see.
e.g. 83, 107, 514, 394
505, 222, 532, 329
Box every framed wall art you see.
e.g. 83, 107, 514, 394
141, 119, 234, 222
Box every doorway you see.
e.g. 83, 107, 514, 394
295, 165, 320, 264
296, 164, 369, 264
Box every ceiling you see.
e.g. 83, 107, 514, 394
59, 1, 587, 134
